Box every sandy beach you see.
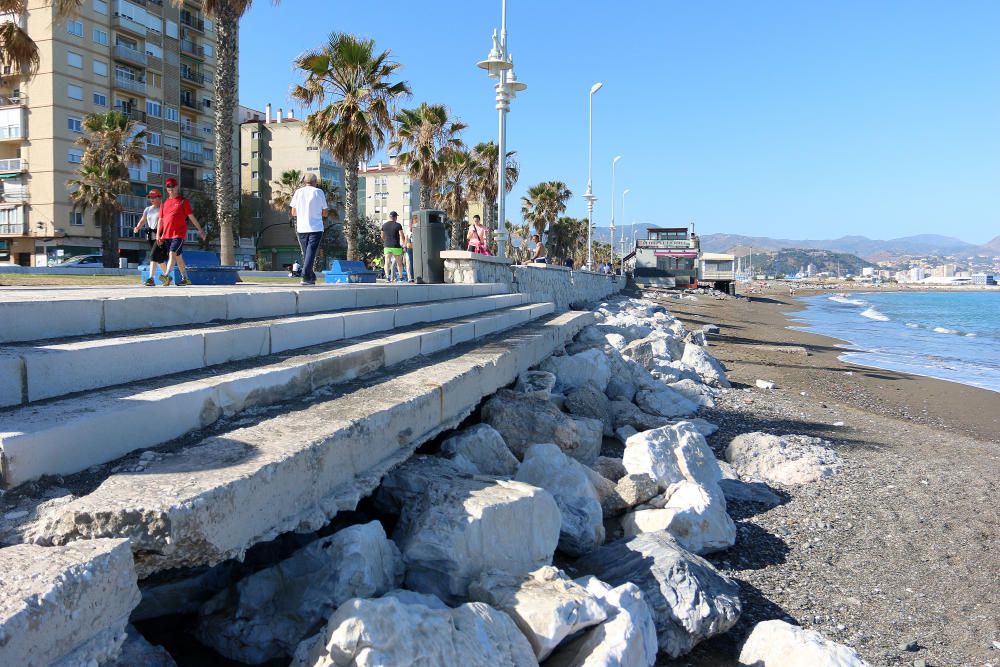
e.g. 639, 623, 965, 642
644, 286, 999, 666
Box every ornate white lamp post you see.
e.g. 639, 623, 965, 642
610, 155, 621, 273
583, 81, 602, 270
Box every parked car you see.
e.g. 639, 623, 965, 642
53, 254, 104, 267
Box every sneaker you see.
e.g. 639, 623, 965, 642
159, 274, 172, 286
177, 277, 190, 286
144, 278, 155, 287
300, 280, 315, 286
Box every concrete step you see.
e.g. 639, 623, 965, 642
0, 282, 508, 344
0, 539, 140, 666
27, 310, 594, 577
1, 302, 557, 489
0, 292, 528, 408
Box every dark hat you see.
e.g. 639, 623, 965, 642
164, 177, 178, 187
389, 211, 398, 217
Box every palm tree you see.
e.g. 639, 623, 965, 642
292, 33, 409, 260
389, 103, 466, 209
547, 216, 588, 265
466, 141, 519, 239
434, 150, 472, 248
1, 1, 81, 81
520, 181, 572, 238
270, 169, 304, 211
67, 111, 146, 267
200, 1, 280, 266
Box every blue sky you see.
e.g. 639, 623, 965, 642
239, 1, 1000, 244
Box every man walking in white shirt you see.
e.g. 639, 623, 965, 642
290, 173, 329, 286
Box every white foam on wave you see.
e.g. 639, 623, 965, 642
860, 308, 890, 322
905, 322, 920, 329
829, 295, 867, 306
965, 333, 977, 337
933, 327, 959, 335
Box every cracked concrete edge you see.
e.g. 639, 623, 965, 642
26, 311, 594, 577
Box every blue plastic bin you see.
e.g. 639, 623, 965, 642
322, 260, 378, 284
139, 250, 239, 285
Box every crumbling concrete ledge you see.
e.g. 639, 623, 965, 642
27, 311, 593, 577
0, 539, 140, 666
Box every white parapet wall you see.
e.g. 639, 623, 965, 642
441, 252, 625, 311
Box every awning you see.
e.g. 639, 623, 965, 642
654, 251, 698, 258
0, 172, 23, 180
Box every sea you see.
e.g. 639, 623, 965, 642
787, 291, 1000, 393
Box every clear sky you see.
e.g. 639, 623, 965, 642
238, 1, 1000, 244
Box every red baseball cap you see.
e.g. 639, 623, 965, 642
164, 177, 178, 187
147, 189, 162, 198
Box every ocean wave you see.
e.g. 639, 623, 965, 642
860, 308, 890, 321
828, 295, 867, 306
965, 333, 977, 337
905, 322, 920, 328
933, 327, 959, 335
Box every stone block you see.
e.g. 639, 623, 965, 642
227, 291, 297, 321
450, 321, 477, 345
393, 303, 436, 328
342, 309, 395, 338
295, 288, 357, 314
420, 328, 452, 355
353, 286, 399, 308
396, 284, 432, 304
0, 299, 102, 343
0, 353, 24, 408
381, 333, 422, 366
104, 293, 227, 333
269, 313, 346, 353
203, 325, 271, 365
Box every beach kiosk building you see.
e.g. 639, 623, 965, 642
632, 226, 700, 288
699, 253, 736, 294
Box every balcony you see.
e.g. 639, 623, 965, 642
180, 12, 205, 32
0, 123, 23, 141
117, 193, 147, 211
113, 106, 146, 123
118, 221, 140, 239
0, 220, 28, 236
113, 44, 148, 66
113, 13, 147, 37
0, 182, 28, 202
113, 75, 147, 95
0, 93, 26, 107
180, 39, 204, 59
180, 97, 198, 110
0, 158, 26, 172
180, 150, 204, 164
180, 68, 212, 87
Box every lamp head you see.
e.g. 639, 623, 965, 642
477, 30, 512, 79
623, 188, 631, 197
590, 82, 604, 95
613, 155, 622, 166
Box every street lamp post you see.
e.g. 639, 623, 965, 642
583, 82, 602, 271
610, 155, 621, 274
478, 0, 526, 260
620, 188, 630, 272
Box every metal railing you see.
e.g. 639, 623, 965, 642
117, 193, 147, 211
1, 184, 28, 202
180, 13, 205, 31
0, 93, 26, 107
113, 14, 147, 37
114, 75, 147, 94
180, 39, 203, 58
180, 150, 203, 164
0, 221, 28, 235
113, 106, 146, 122
0, 158, 25, 171
180, 98, 198, 110
113, 44, 148, 66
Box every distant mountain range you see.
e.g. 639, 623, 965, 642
591, 226, 1000, 260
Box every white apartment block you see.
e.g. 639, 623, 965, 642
0, 0, 223, 266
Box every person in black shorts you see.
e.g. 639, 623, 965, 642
133, 189, 168, 285
381, 211, 405, 282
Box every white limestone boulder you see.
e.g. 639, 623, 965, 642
469, 567, 606, 660
605, 375, 637, 402
0, 539, 140, 667
666, 379, 716, 409
565, 383, 615, 435
546, 577, 658, 667
515, 443, 605, 556
634, 387, 699, 418
540, 348, 612, 392
291, 595, 537, 667
482, 389, 603, 465
384, 459, 561, 603
623, 422, 723, 491
621, 331, 684, 370
440, 423, 519, 477
615, 424, 639, 445
610, 400, 671, 431
515, 370, 557, 398
738, 619, 870, 666
196, 521, 404, 663
726, 432, 842, 486
679, 416, 719, 437
718, 478, 782, 507
681, 343, 731, 388
622, 480, 736, 554
573, 532, 741, 658
615, 473, 660, 508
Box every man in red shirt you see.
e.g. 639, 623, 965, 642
156, 177, 206, 286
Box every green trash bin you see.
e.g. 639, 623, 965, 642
410, 209, 448, 284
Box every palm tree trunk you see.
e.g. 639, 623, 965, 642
344, 163, 359, 260
419, 185, 432, 210
213, 3, 238, 266
100, 209, 118, 268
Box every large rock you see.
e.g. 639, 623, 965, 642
574, 532, 741, 658
622, 481, 736, 554
634, 388, 699, 418
540, 349, 612, 392
680, 343, 731, 388
515, 444, 605, 556
666, 379, 716, 409
382, 458, 561, 603
482, 389, 603, 465
546, 577, 658, 667
469, 567, 606, 660
592, 456, 627, 482
107, 626, 177, 667
623, 422, 723, 491
615, 474, 659, 508
610, 400, 671, 431
738, 619, 870, 666
514, 370, 557, 398
196, 521, 404, 663
565, 383, 614, 435
0, 539, 140, 667
440, 424, 519, 477
291, 595, 537, 667
621, 331, 684, 370
718, 478, 782, 507
605, 376, 637, 403
726, 432, 842, 485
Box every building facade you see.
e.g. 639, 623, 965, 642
239, 106, 345, 270
1, 0, 229, 266
358, 159, 419, 230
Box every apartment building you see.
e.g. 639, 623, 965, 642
0, 0, 221, 266
239, 105, 345, 270
358, 159, 420, 233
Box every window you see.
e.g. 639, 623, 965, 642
163, 134, 179, 150
70, 211, 84, 226
202, 148, 213, 162
165, 19, 178, 39
146, 132, 161, 146
306, 146, 319, 152
92, 28, 108, 45
251, 130, 259, 139
163, 162, 179, 175
67, 84, 83, 100
93, 60, 107, 76
67, 51, 83, 68
67, 20, 83, 37
145, 100, 162, 117
145, 43, 163, 59
202, 44, 213, 58
68, 116, 82, 132
68, 148, 83, 164
93, 0, 107, 14
165, 106, 179, 122
148, 157, 162, 173
93, 92, 107, 106
251, 171, 259, 179
251, 151, 259, 159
